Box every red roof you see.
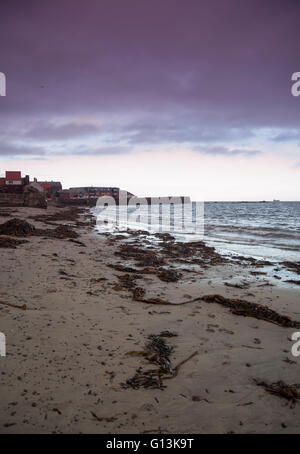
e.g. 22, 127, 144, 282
5, 171, 21, 180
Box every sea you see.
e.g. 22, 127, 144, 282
93, 201, 300, 263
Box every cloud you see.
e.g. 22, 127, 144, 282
0, 0, 299, 168
0, 0, 300, 131
119, 119, 255, 146
70, 145, 131, 156
271, 129, 300, 143
192, 146, 261, 157
0, 139, 131, 158
24, 121, 101, 140
0, 142, 46, 157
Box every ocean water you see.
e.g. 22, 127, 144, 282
93, 201, 300, 262
204, 201, 300, 262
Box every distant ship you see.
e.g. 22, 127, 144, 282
273, 199, 280, 202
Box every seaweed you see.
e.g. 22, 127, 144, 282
121, 333, 198, 390
201, 294, 300, 328
254, 379, 300, 404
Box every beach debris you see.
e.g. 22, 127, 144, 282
125, 351, 148, 357
109, 264, 182, 282
159, 240, 228, 267
282, 261, 300, 275
282, 357, 296, 365
126, 229, 151, 237
130, 286, 300, 328
29, 207, 90, 226
254, 379, 300, 404
134, 295, 195, 305
90, 411, 117, 422
0, 217, 79, 240
200, 294, 300, 328
224, 282, 250, 289
0, 218, 35, 236
154, 232, 175, 242
115, 244, 165, 267
0, 301, 26, 310
132, 287, 146, 299
109, 264, 139, 273
236, 401, 253, 407
0, 237, 29, 248
230, 255, 273, 267
242, 345, 264, 350
284, 280, 300, 286
68, 238, 86, 247
113, 273, 141, 292
121, 333, 198, 390
157, 268, 182, 282
166, 351, 199, 379
35, 224, 79, 239
159, 331, 178, 338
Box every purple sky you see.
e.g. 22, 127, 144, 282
0, 0, 300, 200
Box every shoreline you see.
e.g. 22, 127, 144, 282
0, 206, 299, 433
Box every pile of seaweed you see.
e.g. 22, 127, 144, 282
0, 218, 79, 243
35, 224, 79, 239
229, 255, 273, 268
115, 236, 229, 271
159, 239, 228, 267
282, 261, 300, 275
115, 244, 165, 267
121, 332, 197, 390
0, 237, 28, 249
29, 207, 83, 223
109, 264, 182, 283
29, 207, 94, 228
110, 282, 300, 328
201, 294, 300, 328
254, 379, 300, 404
0, 218, 35, 236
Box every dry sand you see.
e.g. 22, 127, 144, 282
0, 206, 299, 434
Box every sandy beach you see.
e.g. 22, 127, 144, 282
0, 205, 299, 434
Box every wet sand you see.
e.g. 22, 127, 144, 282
0, 206, 299, 434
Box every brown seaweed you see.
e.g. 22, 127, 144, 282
121, 333, 198, 390
254, 379, 300, 404
0, 237, 29, 248
201, 294, 300, 328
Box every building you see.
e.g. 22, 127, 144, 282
0, 171, 29, 188
63, 186, 120, 199
0, 171, 46, 208
57, 186, 122, 206
37, 180, 62, 199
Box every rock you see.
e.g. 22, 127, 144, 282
23, 183, 47, 209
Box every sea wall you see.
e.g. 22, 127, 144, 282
0, 193, 24, 207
